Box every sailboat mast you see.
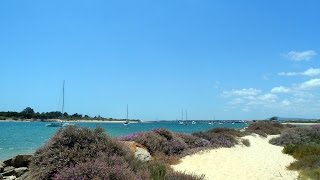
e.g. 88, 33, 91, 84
126, 104, 129, 122
182, 108, 184, 121
186, 109, 188, 121
62, 80, 65, 115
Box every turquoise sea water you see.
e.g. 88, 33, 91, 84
0, 121, 246, 160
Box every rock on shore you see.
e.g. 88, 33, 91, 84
0, 155, 31, 180
122, 141, 152, 162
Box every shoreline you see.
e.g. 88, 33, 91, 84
172, 134, 298, 180
0, 119, 142, 123
67, 120, 141, 123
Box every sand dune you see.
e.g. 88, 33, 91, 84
172, 135, 298, 180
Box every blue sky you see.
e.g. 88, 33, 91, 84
1, 0, 320, 120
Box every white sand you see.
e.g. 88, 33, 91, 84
172, 135, 299, 180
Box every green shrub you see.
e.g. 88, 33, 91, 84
288, 155, 320, 170
299, 168, 320, 180
241, 139, 250, 147
282, 144, 297, 155
166, 171, 205, 180
291, 144, 320, 159
149, 162, 167, 180
275, 127, 320, 180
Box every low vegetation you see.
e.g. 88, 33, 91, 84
29, 126, 204, 180
270, 125, 320, 179
28, 121, 291, 179
270, 125, 320, 145
118, 127, 247, 158
244, 121, 290, 137
241, 139, 250, 147
192, 128, 244, 148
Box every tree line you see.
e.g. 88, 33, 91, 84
0, 107, 139, 122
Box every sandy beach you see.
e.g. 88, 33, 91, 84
172, 134, 298, 180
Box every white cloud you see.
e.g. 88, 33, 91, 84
278, 72, 298, 76
270, 86, 291, 93
257, 93, 278, 103
228, 98, 245, 105
222, 88, 261, 97
282, 100, 291, 106
221, 84, 320, 118
303, 68, 320, 76
242, 108, 250, 112
284, 50, 317, 61
223, 88, 278, 107
299, 78, 320, 90
278, 68, 320, 77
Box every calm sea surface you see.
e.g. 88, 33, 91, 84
0, 121, 246, 160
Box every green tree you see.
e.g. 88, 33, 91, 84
21, 107, 35, 114
20, 107, 35, 119
270, 116, 278, 121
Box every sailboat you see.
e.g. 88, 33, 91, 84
208, 115, 215, 125
179, 108, 184, 125
187, 109, 195, 124
123, 104, 129, 126
46, 81, 70, 127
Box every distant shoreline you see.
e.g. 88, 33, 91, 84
282, 122, 320, 126
0, 119, 141, 123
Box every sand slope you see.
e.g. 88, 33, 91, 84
172, 135, 298, 180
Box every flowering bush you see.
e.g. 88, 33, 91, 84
176, 133, 210, 149
192, 129, 239, 148
53, 155, 145, 180
29, 126, 135, 179
117, 132, 145, 141
29, 126, 204, 180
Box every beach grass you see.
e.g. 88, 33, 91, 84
270, 125, 320, 179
